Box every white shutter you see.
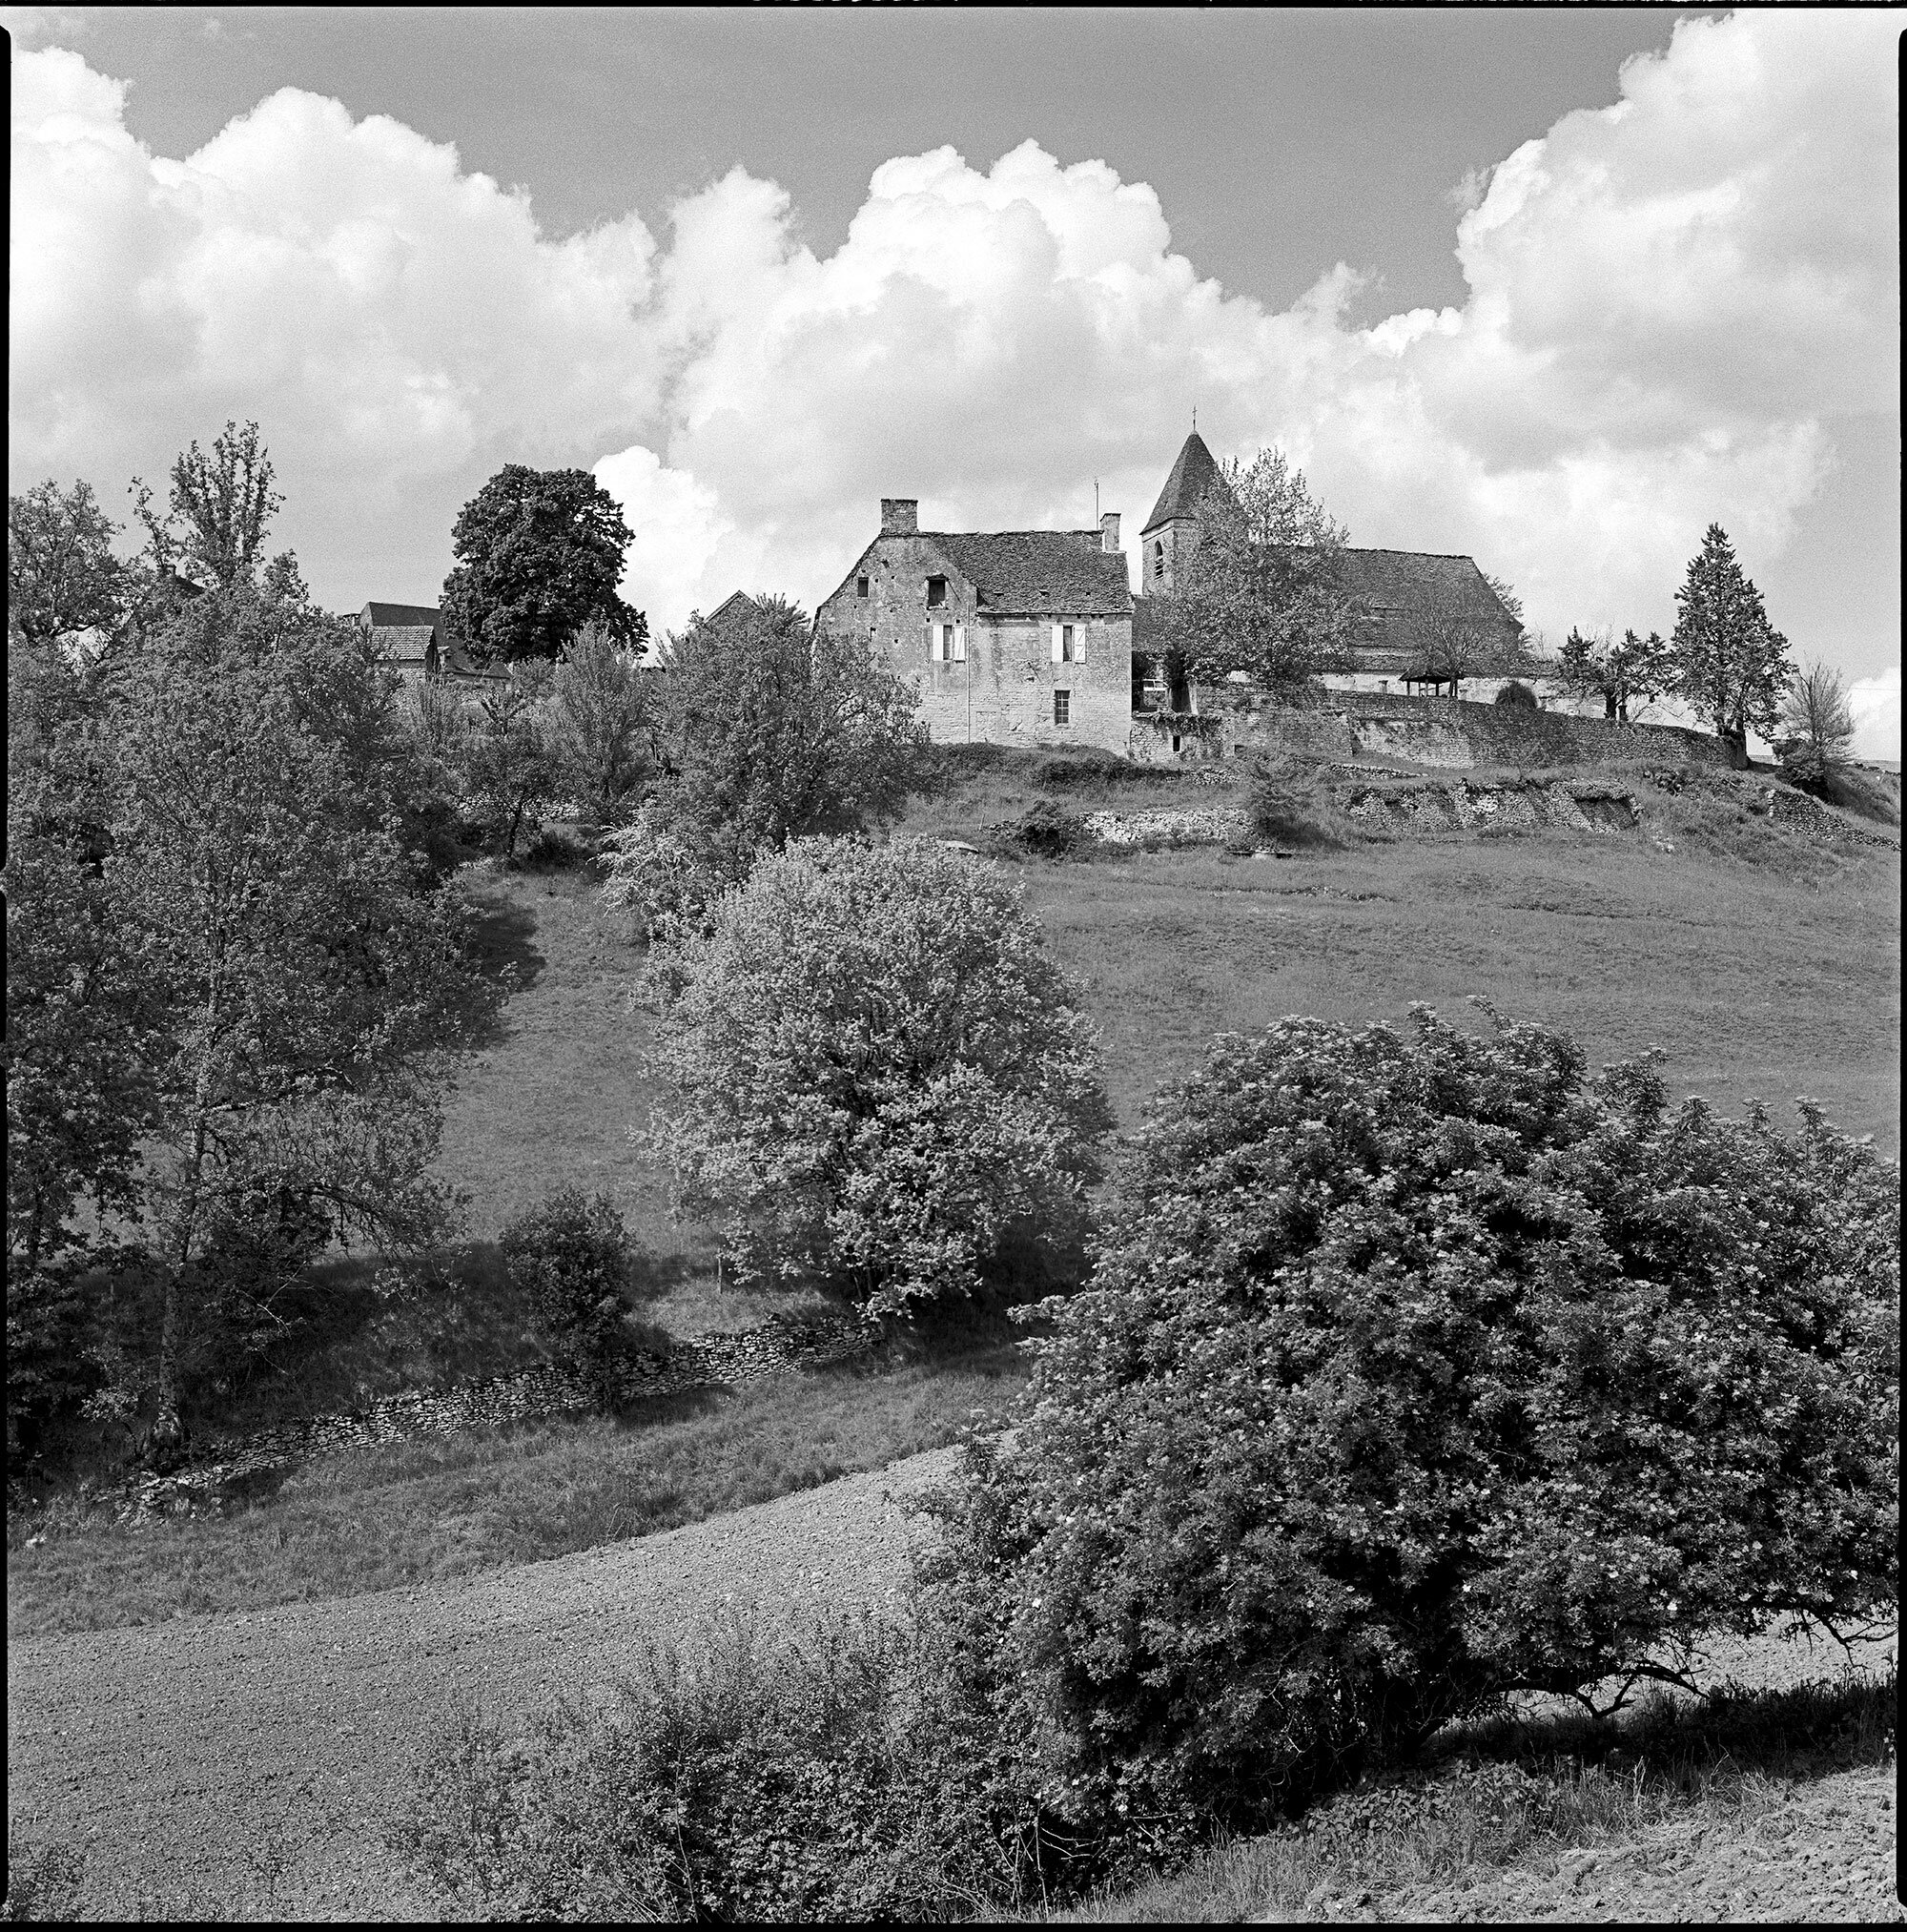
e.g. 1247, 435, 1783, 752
925, 621, 935, 662
1051, 623, 1063, 663
1075, 624, 1086, 666
954, 624, 966, 663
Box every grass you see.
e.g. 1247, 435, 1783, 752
7, 1339, 1026, 1640
1042, 1669, 1897, 1922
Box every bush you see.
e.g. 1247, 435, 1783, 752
1494, 681, 1539, 709
499, 1188, 650, 1387
1248, 751, 1337, 847
397, 1607, 1066, 1922
939, 1008, 1897, 1832
982, 800, 1091, 860
645, 838, 1115, 1320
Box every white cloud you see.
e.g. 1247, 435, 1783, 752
1848, 666, 1901, 763
9, 10, 1897, 664
1, 8, 93, 47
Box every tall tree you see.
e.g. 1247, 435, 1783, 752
131, 420, 286, 589
1407, 584, 1525, 701
1558, 626, 1676, 722
546, 619, 656, 820
1159, 448, 1360, 701
98, 586, 485, 1433
1669, 524, 1794, 766
441, 465, 648, 666
654, 594, 923, 884
1775, 659, 1858, 791
8, 479, 133, 651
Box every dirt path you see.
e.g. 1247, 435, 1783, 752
7, 1446, 962, 1922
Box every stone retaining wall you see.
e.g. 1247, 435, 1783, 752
114, 1312, 881, 1524
1341, 779, 1640, 834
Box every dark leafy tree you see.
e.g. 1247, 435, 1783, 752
441, 465, 648, 666
1670, 524, 1794, 766
8, 479, 133, 651
937, 1008, 1897, 1828
1559, 626, 1676, 722
96, 586, 489, 1431
132, 420, 287, 590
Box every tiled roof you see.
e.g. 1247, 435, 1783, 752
368, 624, 437, 664
704, 590, 759, 632
924, 532, 1131, 617
1141, 432, 1225, 535
359, 601, 441, 629
1323, 547, 1525, 674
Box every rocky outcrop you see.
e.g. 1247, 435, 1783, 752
1340, 778, 1640, 834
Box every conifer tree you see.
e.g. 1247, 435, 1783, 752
1669, 524, 1793, 765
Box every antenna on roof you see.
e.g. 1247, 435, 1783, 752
1094, 478, 1099, 523
1192, 403, 1198, 432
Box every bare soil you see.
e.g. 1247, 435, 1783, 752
6, 1446, 962, 1921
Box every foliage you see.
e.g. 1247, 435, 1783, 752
462, 666, 563, 857
1670, 525, 1794, 763
1160, 449, 1359, 695
1558, 627, 1675, 723
1248, 750, 1339, 848
648, 594, 927, 887
1775, 659, 1857, 795
499, 1187, 649, 1387
598, 804, 726, 945
130, 420, 288, 590
982, 800, 1092, 861
7, 479, 133, 651
1493, 680, 1539, 709
645, 839, 1115, 1319
936, 1008, 1897, 1833
546, 619, 657, 820
85, 586, 488, 1421
398, 1606, 1070, 1923
441, 465, 647, 666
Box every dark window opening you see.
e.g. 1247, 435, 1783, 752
856, 575, 870, 598
926, 575, 947, 607
1054, 689, 1071, 726
1152, 542, 1165, 582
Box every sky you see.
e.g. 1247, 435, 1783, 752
8, 7, 1900, 755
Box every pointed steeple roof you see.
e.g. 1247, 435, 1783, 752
1140, 430, 1225, 536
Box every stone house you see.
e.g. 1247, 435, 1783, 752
354, 602, 506, 686
814, 499, 1134, 754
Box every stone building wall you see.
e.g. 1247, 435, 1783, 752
816, 530, 1132, 755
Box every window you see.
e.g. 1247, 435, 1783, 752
926, 575, 947, 607
930, 622, 965, 662
1054, 689, 1072, 726
1050, 622, 1086, 665
1152, 542, 1164, 582
856, 575, 870, 598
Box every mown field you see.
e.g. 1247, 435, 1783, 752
10, 747, 1897, 1642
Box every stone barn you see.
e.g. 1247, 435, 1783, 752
814, 499, 1134, 754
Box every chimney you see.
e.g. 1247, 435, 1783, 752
1100, 512, 1121, 554
880, 498, 918, 537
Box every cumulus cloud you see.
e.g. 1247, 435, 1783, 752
9, 10, 1897, 657
1848, 666, 1901, 763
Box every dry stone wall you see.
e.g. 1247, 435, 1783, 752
113, 1312, 881, 1525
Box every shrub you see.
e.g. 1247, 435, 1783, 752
982, 800, 1091, 861
397, 1607, 1065, 1923
1494, 681, 1539, 709
939, 1007, 1897, 1831
498, 1188, 649, 1387
645, 838, 1115, 1320
1248, 750, 1336, 847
